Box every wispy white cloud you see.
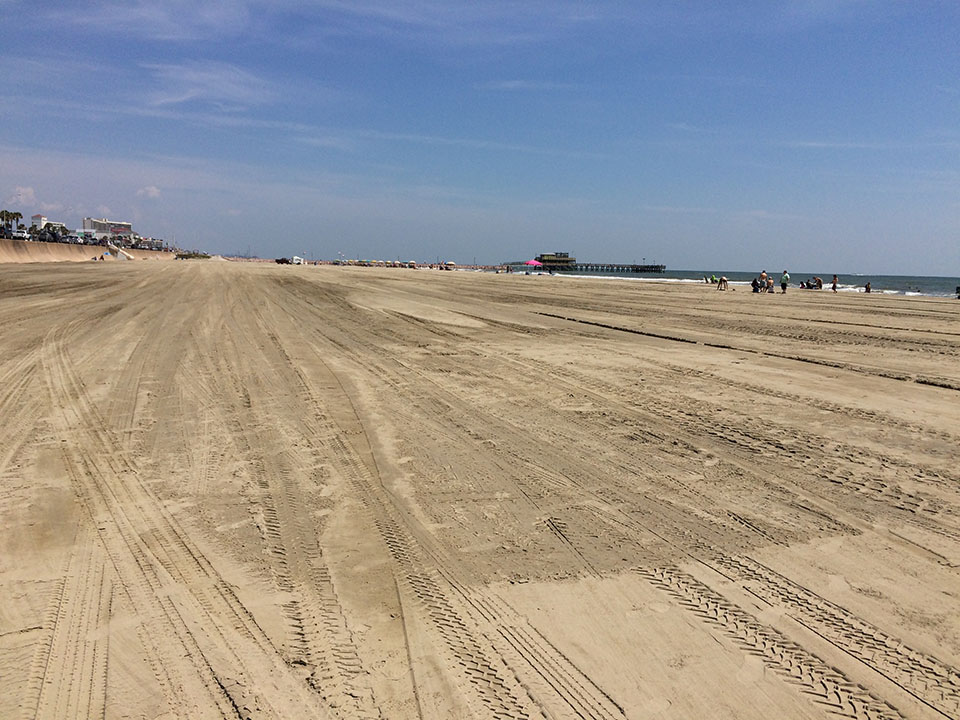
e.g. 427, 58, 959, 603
142, 61, 276, 109
46, 0, 251, 41
40, 0, 603, 47
666, 122, 719, 134
286, 0, 601, 44
774, 0, 896, 29
297, 135, 358, 152
35, 0, 909, 51
353, 128, 606, 158
778, 139, 960, 150
661, 73, 759, 87
737, 208, 805, 221
5, 186, 37, 207
643, 204, 717, 214
3, 186, 61, 212
620, 1, 905, 36
136, 185, 162, 198
4, 85, 593, 161
478, 80, 576, 91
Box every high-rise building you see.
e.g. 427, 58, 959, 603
83, 217, 134, 235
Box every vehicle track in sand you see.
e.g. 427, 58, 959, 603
263, 271, 959, 718
38, 316, 331, 719
259, 276, 633, 720
3, 263, 957, 719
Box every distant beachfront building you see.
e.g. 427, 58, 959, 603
31, 214, 67, 232
83, 217, 134, 236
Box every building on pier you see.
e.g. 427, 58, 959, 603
503, 250, 665, 274
535, 251, 576, 266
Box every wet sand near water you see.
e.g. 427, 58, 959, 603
1, 260, 958, 719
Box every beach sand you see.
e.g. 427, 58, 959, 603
1, 260, 957, 719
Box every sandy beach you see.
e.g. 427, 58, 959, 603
1, 259, 958, 719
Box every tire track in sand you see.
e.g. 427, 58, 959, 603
40, 321, 329, 719
261, 277, 631, 720
637, 566, 904, 720
26, 524, 111, 720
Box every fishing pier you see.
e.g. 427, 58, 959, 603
506, 251, 666, 274
548, 261, 666, 273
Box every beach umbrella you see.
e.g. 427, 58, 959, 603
524, 259, 542, 266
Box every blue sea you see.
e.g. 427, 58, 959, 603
537, 269, 959, 298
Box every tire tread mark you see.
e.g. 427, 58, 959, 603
636, 566, 904, 720
715, 555, 960, 719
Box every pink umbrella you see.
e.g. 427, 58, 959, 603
524, 259, 543, 266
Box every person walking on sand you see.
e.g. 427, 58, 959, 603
832, 274, 838, 293
780, 270, 790, 294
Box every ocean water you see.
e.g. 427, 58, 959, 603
533, 269, 960, 298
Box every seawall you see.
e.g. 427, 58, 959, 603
0, 238, 175, 264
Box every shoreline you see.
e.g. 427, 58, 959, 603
518, 269, 959, 298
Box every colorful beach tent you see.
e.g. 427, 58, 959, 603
524, 259, 542, 266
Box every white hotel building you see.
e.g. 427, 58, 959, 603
83, 217, 134, 236
31, 214, 67, 232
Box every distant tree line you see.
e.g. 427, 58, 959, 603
0, 209, 24, 235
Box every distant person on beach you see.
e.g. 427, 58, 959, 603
780, 270, 790, 293
832, 275, 838, 293
716, 276, 728, 290
865, 282, 871, 293
751, 276, 761, 292
767, 277, 775, 293
816, 276, 823, 290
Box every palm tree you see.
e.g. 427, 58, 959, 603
10, 211, 22, 230
0, 210, 10, 234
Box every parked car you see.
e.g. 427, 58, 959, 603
12, 229, 29, 240
275, 257, 291, 264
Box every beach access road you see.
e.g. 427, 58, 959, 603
1, 260, 958, 720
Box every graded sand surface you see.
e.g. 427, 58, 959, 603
1, 261, 958, 719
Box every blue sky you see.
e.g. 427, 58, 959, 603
2, 1, 958, 273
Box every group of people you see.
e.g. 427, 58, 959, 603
710, 270, 846, 294
745, 270, 791, 294
798, 274, 839, 292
